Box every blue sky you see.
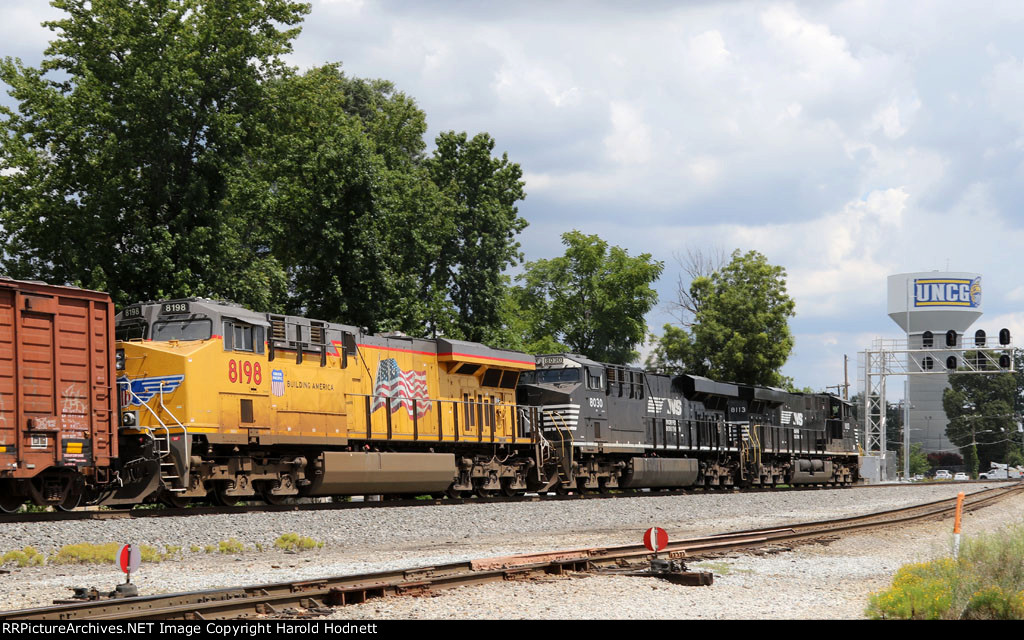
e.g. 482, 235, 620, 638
4, 1, 1024, 396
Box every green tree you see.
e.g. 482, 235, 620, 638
514, 231, 663, 363
648, 249, 795, 386
425, 131, 528, 343
234, 64, 443, 332
943, 356, 1016, 472
898, 442, 931, 477
0, 0, 310, 310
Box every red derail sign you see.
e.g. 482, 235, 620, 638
643, 527, 668, 553
117, 543, 141, 575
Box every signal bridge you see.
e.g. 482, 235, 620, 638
859, 332, 1015, 469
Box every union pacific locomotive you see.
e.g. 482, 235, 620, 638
0, 278, 859, 512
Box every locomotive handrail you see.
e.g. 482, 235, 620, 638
117, 379, 188, 491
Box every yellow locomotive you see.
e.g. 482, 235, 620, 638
109, 299, 536, 506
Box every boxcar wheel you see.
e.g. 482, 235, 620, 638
0, 495, 24, 514
56, 488, 82, 512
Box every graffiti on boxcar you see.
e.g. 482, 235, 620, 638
62, 384, 87, 415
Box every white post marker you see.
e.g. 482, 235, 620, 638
643, 527, 669, 556
952, 491, 965, 559
116, 543, 142, 584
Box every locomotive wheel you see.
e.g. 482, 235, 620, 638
0, 495, 24, 514
499, 478, 518, 498
474, 485, 495, 499
597, 478, 611, 495
213, 485, 241, 507
445, 486, 465, 500
261, 491, 289, 506
160, 493, 192, 509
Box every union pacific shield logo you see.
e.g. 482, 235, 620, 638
271, 370, 285, 397
117, 375, 185, 407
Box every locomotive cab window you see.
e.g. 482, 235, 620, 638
223, 321, 265, 354
482, 368, 502, 388
586, 368, 603, 391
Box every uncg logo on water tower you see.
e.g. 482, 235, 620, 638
914, 277, 981, 308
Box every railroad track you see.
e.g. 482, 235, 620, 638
1, 479, 994, 524
3, 482, 1020, 621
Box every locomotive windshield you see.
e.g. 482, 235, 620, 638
115, 320, 147, 341
151, 318, 212, 341
521, 368, 581, 385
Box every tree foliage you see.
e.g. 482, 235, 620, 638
425, 131, 527, 343
898, 442, 931, 477
0, 0, 310, 309
943, 357, 1017, 471
0, 2, 529, 344
514, 231, 663, 363
648, 249, 796, 386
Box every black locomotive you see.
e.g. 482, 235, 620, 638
517, 354, 859, 492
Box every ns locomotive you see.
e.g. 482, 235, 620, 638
0, 277, 859, 512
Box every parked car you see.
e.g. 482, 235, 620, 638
953, 472, 969, 481
934, 470, 953, 480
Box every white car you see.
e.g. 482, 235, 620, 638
953, 472, 969, 481
934, 470, 952, 480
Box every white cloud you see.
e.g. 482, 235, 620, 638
604, 102, 653, 165
985, 56, 1024, 131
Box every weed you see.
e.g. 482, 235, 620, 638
50, 543, 165, 565
218, 538, 244, 554
274, 533, 324, 552
1, 546, 46, 567
867, 525, 1024, 619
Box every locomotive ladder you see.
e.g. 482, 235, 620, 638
120, 380, 190, 493
547, 411, 575, 487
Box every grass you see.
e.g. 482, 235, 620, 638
217, 538, 245, 554
1, 547, 46, 567
274, 533, 325, 552
692, 560, 753, 576
866, 524, 1024, 619
49, 542, 168, 565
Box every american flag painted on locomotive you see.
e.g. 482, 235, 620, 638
371, 358, 431, 419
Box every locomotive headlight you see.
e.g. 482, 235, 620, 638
121, 411, 138, 427
115, 349, 126, 371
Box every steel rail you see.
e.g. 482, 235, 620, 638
3, 482, 1020, 621
1, 479, 1001, 524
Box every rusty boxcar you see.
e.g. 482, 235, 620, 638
0, 278, 117, 511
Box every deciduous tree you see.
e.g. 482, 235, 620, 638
0, 0, 310, 310
648, 249, 795, 386
514, 231, 663, 363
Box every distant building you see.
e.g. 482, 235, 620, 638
887, 272, 982, 454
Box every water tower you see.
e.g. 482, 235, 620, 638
887, 272, 983, 454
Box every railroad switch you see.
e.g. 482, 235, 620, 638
57, 582, 139, 605
594, 558, 714, 586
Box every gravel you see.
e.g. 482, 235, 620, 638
1, 483, 1021, 618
